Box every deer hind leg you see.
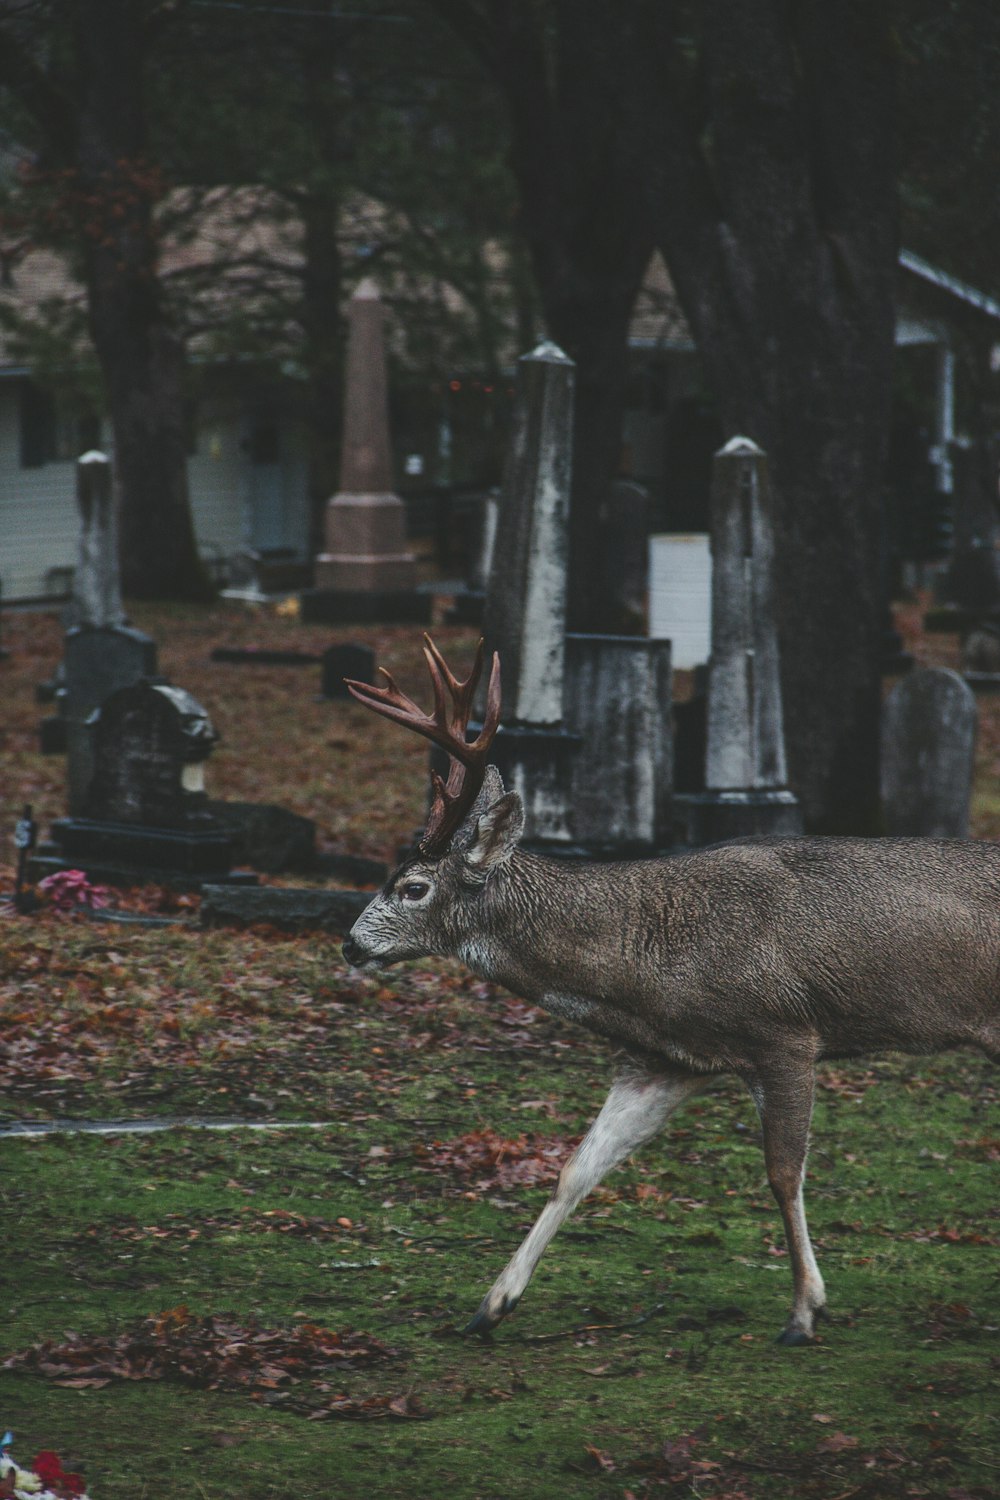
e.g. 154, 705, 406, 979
750, 1067, 827, 1346
465, 1065, 705, 1335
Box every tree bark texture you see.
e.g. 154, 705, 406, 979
73, 0, 212, 601
625, 0, 899, 830
431, 0, 656, 633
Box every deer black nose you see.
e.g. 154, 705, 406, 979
342, 937, 365, 967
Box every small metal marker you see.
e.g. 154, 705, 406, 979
13, 804, 38, 914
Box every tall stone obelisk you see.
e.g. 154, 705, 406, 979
303, 278, 427, 623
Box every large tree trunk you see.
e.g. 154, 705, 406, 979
431, 0, 655, 631
621, 0, 899, 831
73, 1, 212, 602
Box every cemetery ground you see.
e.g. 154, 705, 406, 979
1, 603, 998, 1500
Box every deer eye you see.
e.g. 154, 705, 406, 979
400, 879, 431, 902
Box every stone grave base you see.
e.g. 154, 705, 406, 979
34, 817, 257, 889
675, 789, 803, 847
200, 884, 370, 932
299, 588, 431, 625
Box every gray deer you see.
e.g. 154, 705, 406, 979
343, 638, 1000, 1345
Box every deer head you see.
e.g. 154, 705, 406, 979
342, 637, 524, 969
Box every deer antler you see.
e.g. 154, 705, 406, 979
345, 636, 502, 854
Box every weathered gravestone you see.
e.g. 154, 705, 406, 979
64, 625, 159, 813
480, 341, 579, 844
880, 667, 977, 837
321, 642, 375, 700
40, 680, 245, 883
675, 437, 802, 845
564, 634, 672, 852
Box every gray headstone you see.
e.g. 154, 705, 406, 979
84, 680, 218, 826
64, 624, 158, 815
880, 667, 977, 836
565, 634, 672, 848
321, 642, 375, 699
705, 438, 790, 791
484, 341, 574, 726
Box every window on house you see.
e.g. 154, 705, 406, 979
19, 380, 102, 467
18, 381, 58, 468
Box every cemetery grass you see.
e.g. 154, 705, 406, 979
0, 602, 998, 1498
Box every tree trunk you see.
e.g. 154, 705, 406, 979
430, 0, 656, 631
73, 0, 212, 602
623, 0, 899, 831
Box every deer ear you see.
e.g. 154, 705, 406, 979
451, 764, 506, 851
465, 790, 525, 870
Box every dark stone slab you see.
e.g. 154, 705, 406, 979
299, 589, 431, 625
30, 847, 257, 892
206, 800, 317, 873
49, 818, 235, 875
200, 885, 371, 933
320, 642, 376, 699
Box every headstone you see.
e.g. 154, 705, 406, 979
321, 642, 375, 700
40, 681, 248, 884
596, 479, 650, 633
880, 667, 977, 836
303, 279, 428, 624
565, 635, 672, 851
481, 341, 579, 844
485, 341, 573, 727
675, 438, 802, 844
64, 625, 158, 814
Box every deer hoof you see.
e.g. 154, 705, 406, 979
463, 1295, 518, 1337
774, 1325, 814, 1347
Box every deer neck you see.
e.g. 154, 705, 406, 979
457, 850, 620, 1004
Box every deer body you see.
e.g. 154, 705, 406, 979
343, 641, 999, 1345
448, 839, 1000, 1068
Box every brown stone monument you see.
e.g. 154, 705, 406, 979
302, 279, 428, 623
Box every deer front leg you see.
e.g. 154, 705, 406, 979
750, 1066, 827, 1346
465, 1065, 705, 1335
